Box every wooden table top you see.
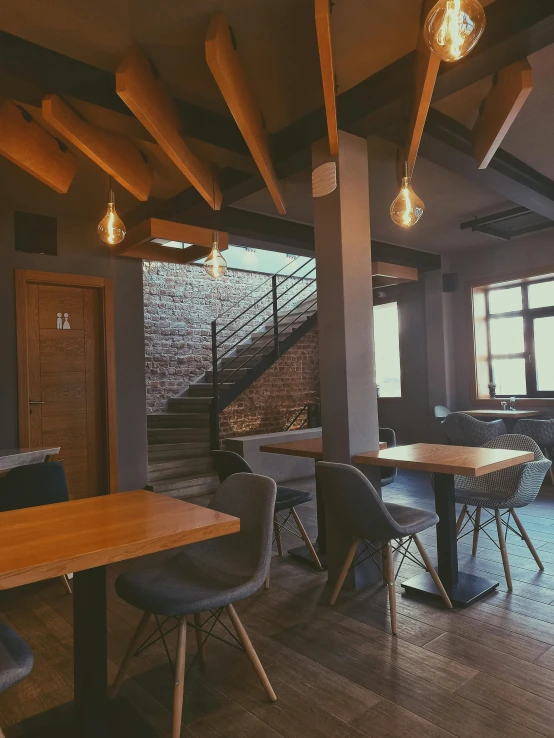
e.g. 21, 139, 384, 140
260, 437, 386, 460
352, 443, 534, 477
0, 490, 239, 590
462, 409, 541, 419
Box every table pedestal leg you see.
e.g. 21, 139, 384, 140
402, 473, 499, 606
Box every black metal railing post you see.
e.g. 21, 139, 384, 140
272, 275, 280, 357
210, 320, 220, 450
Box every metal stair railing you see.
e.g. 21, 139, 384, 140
209, 258, 317, 448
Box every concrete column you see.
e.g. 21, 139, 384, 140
312, 131, 381, 588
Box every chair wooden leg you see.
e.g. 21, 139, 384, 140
264, 573, 270, 590
194, 613, 207, 664
511, 508, 544, 570
381, 540, 388, 584
61, 575, 73, 595
291, 507, 323, 570
274, 515, 283, 556
172, 618, 187, 738
110, 611, 152, 699
456, 504, 468, 535
413, 535, 453, 609
472, 507, 481, 556
226, 604, 276, 702
329, 539, 360, 606
0, 725, 5, 738
495, 510, 512, 591
384, 541, 397, 635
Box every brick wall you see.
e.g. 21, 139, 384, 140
143, 261, 319, 425
219, 327, 319, 439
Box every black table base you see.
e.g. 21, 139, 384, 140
402, 570, 499, 607
402, 472, 499, 607
16, 697, 159, 738
288, 543, 328, 569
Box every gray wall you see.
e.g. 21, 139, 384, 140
0, 202, 148, 492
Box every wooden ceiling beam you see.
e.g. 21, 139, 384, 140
0, 97, 77, 192
42, 94, 153, 201
472, 60, 534, 170
205, 13, 286, 215
315, 0, 339, 157
116, 45, 222, 210
405, 0, 441, 173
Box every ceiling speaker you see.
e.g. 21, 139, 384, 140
312, 162, 337, 198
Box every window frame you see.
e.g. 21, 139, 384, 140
472, 273, 554, 400
373, 299, 403, 400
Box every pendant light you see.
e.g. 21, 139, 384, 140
204, 230, 228, 279
98, 180, 126, 245
424, 0, 486, 63
390, 162, 425, 228
204, 165, 227, 279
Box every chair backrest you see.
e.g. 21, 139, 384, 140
212, 450, 253, 483
441, 412, 507, 447
180, 473, 277, 588
513, 418, 554, 449
454, 434, 551, 507
316, 461, 408, 541
379, 427, 397, 484
0, 462, 69, 513
434, 405, 451, 419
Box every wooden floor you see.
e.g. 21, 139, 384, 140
3, 470, 554, 737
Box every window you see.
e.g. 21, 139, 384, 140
479, 277, 554, 397
374, 302, 402, 397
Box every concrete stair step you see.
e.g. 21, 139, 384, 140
148, 427, 210, 444
147, 412, 210, 429
168, 397, 212, 413
189, 383, 231, 397
148, 457, 213, 481
203, 368, 247, 383
147, 441, 211, 462
152, 472, 219, 497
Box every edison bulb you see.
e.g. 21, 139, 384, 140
205, 231, 227, 279
424, 0, 486, 62
390, 175, 425, 228
98, 190, 126, 245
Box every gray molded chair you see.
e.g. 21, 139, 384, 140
111, 473, 278, 738
513, 418, 554, 485
455, 434, 551, 591
0, 462, 72, 594
441, 412, 507, 446
379, 428, 397, 488
316, 462, 452, 635
434, 405, 451, 419
0, 623, 34, 738
212, 450, 322, 572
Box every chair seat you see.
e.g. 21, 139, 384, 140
455, 490, 520, 510
0, 623, 33, 693
116, 549, 260, 618
275, 486, 312, 513
385, 502, 439, 536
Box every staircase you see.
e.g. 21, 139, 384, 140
147, 258, 317, 499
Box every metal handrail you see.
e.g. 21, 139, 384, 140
216, 257, 315, 334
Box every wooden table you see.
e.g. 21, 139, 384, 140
353, 443, 534, 606
0, 490, 239, 738
462, 409, 541, 431
260, 438, 386, 568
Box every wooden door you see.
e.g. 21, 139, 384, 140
16, 272, 117, 498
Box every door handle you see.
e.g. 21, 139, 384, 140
29, 400, 44, 405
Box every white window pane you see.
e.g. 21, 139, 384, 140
492, 358, 527, 396
488, 286, 522, 314
489, 316, 524, 355
373, 302, 401, 398
535, 316, 554, 391
528, 280, 554, 309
